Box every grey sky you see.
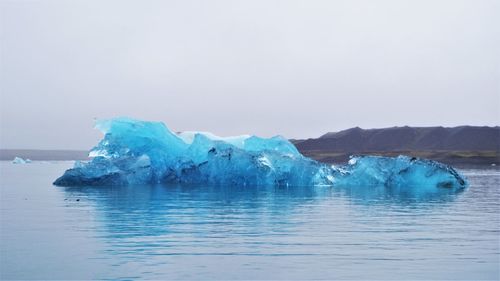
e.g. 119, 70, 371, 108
1, 0, 499, 149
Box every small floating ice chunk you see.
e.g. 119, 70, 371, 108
12, 157, 30, 164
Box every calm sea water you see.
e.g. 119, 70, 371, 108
0, 161, 499, 280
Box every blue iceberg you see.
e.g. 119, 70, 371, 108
53, 117, 467, 189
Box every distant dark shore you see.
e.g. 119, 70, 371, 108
1, 149, 498, 167
0, 149, 89, 161
298, 150, 499, 166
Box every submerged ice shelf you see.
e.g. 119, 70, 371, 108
54, 118, 467, 189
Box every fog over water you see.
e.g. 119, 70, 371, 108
1, 0, 499, 149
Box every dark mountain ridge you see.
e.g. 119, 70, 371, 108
293, 126, 500, 165
295, 126, 500, 152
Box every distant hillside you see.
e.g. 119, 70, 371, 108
293, 126, 500, 165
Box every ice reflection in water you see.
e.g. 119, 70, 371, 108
0, 163, 498, 280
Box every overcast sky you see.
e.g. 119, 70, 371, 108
1, 0, 499, 149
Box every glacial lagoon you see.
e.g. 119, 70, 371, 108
1, 161, 498, 280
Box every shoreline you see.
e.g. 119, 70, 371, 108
300, 150, 500, 166
1, 149, 498, 167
